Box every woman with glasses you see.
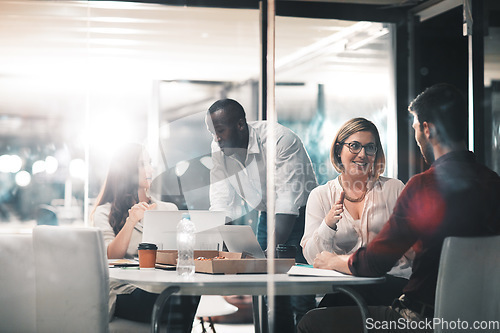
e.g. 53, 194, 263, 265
300, 117, 412, 307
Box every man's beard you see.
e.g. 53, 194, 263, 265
419, 138, 435, 165
221, 147, 236, 156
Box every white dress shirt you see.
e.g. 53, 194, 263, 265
209, 121, 318, 220
300, 176, 413, 279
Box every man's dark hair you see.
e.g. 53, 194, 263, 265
208, 99, 246, 124
409, 83, 467, 145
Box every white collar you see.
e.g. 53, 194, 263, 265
246, 124, 262, 155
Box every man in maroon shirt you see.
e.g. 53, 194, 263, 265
298, 83, 500, 333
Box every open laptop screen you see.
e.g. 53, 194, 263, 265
142, 210, 226, 250
217, 225, 266, 259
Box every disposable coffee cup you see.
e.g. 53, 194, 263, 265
138, 243, 158, 269
275, 244, 297, 260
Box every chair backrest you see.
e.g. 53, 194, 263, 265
195, 295, 238, 318
36, 204, 58, 226
434, 235, 500, 332
0, 233, 36, 333
33, 225, 109, 333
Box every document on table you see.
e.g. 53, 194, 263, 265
108, 259, 139, 267
287, 265, 350, 277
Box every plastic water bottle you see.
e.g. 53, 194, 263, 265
176, 213, 196, 278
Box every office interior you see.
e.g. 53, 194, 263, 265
1, 0, 498, 231
0, 0, 498, 331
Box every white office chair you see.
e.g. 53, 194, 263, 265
195, 295, 238, 333
0, 233, 36, 333
434, 235, 500, 333
33, 226, 153, 333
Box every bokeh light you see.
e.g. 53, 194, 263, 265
15, 170, 31, 187
45, 156, 59, 174
69, 158, 87, 179
0, 154, 23, 173
32, 160, 46, 174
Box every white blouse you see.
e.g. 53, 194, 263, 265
92, 199, 177, 318
93, 200, 177, 258
209, 121, 318, 220
300, 176, 413, 279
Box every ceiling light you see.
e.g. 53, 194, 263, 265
345, 27, 389, 51
89, 17, 163, 24
88, 38, 142, 46
84, 27, 149, 35
87, 1, 154, 10
276, 21, 373, 73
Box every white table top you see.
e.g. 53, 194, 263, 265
109, 267, 385, 295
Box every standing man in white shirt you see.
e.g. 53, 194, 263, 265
206, 98, 318, 332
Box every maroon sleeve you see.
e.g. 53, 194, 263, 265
348, 175, 424, 277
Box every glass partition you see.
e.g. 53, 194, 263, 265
485, 26, 500, 174
0, 1, 89, 230
0, 1, 400, 331
275, 18, 397, 185
0, 13, 399, 317
0, 1, 262, 231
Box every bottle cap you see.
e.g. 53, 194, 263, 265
182, 213, 191, 219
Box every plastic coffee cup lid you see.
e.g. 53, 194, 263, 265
138, 243, 158, 250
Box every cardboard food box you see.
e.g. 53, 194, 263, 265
156, 250, 295, 274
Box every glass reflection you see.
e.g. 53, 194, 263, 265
276, 18, 396, 185
485, 26, 500, 175
1, 1, 397, 243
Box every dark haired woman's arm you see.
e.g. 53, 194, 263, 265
107, 202, 156, 259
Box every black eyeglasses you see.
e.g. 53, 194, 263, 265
341, 141, 377, 156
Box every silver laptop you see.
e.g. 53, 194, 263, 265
142, 210, 226, 250
217, 225, 266, 259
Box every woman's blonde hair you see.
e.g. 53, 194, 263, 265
330, 117, 385, 178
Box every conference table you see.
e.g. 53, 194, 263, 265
109, 267, 385, 333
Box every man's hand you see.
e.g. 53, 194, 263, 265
313, 251, 352, 275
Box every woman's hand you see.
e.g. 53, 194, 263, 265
127, 202, 157, 225
325, 191, 345, 230
107, 201, 158, 259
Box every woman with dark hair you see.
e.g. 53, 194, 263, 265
91, 143, 199, 331
301, 118, 412, 307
